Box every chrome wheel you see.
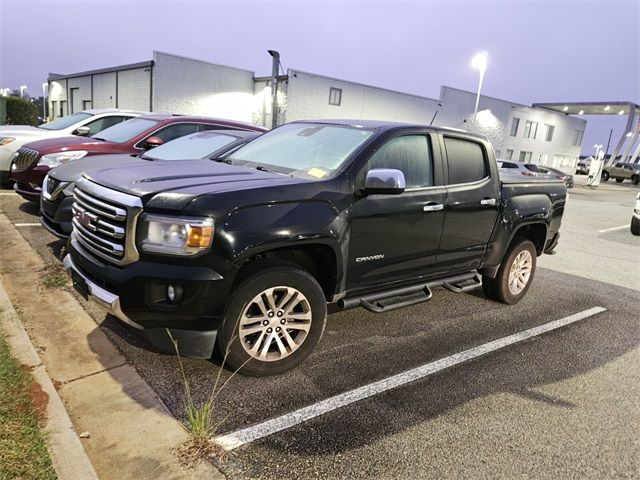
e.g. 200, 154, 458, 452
508, 250, 533, 295
238, 286, 312, 362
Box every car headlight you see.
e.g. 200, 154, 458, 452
0, 137, 15, 146
37, 150, 88, 168
140, 215, 214, 256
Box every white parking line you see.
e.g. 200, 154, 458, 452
598, 225, 629, 233
215, 306, 607, 451
0, 192, 17, 196
14, 223, 42, 227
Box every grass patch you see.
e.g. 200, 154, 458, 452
39, 264, 68, 289
0, 334, 56, 479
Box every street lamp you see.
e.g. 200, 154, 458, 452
19, 85, 27, 98
42, 82, 48, 119
471, 51, 488, 118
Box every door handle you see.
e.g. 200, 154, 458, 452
480, 198, 496, 206
423, 202, 444, 212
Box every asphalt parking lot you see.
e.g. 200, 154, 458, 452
1, 178, 639, 479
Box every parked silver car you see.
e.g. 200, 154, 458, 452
602, 162, 640, 185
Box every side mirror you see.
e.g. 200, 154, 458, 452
361, 168, 406, 195
143, 136, 164, 149
74, 126, 91, 137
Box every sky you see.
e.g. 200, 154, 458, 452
1, 0, 638, 155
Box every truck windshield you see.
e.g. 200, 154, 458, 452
91, 118, 159, 144
38, 112, 93, 130
141, 131, 241, 161
227, 123, 376, 179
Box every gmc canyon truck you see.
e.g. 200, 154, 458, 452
64, 120, 566, 376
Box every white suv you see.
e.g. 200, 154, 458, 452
0, 109, 146, 186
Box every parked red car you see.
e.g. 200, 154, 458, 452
10, 114, 266, 202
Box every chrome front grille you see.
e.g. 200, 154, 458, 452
71, 178, 142, 266
12, 147, 40, 171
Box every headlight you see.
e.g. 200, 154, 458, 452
37, 150, 88, 168
140, 215, 214, 256
0, 137, 15, 146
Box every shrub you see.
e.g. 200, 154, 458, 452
5, 96, 39, 126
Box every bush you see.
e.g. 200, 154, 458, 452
5, 96, 39, 126
0, 97, 6, 125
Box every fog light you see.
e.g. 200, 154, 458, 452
167, 284, 183, 303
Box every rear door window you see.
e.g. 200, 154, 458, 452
443, 136, 488, 184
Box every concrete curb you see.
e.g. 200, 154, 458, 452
0, 278, 99, 480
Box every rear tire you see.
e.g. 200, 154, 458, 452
217, 266, 327, 376
632, 175, 639, 186
631, 217, 640, 236
482, 239, 537, 305
601, 171, 610, 181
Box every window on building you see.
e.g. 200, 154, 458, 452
83, 100, 92, 110
363, 135, 433, 188
544, 124, 555, 142
59, 101, 67, 117
51, 101, 58, 118
519, 151, 533, 162
329, 87, 342, 106
523, 120, 538, 139
506, 149, 514, 160
444, 136, 488, 184
495, 150, 501, 158
572, 129, 584, 146
510, 118, 520, 137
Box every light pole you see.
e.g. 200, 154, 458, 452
42, 82, 48, 119
19, 85, 27, 98
471, 52, 488, 118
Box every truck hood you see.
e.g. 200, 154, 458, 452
49, 154, 144, 182
83, 160, 307, 210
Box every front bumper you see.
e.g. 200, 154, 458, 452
66, 238, 234, 330
12, 165, 49, 201
63, 250, 224, 358
40, 193, 74, 238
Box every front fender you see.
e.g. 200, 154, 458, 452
216, 199, 346, 272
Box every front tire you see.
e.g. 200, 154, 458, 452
482, 239, 537, 305
632, 175, 639, 186
631, 217, 640, 236
217, 266, 327, 376
601, 171, 610, 181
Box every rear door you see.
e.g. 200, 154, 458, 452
435, 134, 500, 273
346, 132, 447, 291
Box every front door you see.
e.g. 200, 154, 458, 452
347, 133, 446, 291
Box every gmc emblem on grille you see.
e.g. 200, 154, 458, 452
74, 209, 98, 231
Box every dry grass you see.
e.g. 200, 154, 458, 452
39, 264, 68, 289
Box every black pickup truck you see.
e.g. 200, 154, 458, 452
63, 120, 565, 376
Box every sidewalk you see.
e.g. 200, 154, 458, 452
0, 213, 223, 480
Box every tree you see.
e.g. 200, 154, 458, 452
5, 96, 39, 126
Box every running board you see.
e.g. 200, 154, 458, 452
338, 271, 479, 313
442, 273, 482, 293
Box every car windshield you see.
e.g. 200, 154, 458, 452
91, 118, 159, 143
141, 131, 241, 161
498, 161, 518, 169
226, 123, 376, 179
38, 112, 93, 130
524, 164, 542, 172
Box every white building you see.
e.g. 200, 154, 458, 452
47, 51, 589, 170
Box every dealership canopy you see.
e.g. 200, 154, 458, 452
533, 101, 640, 164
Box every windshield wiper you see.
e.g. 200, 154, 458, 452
213, 158, 233, 164
255, 165, 270, 172
91, 137, 106, 142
